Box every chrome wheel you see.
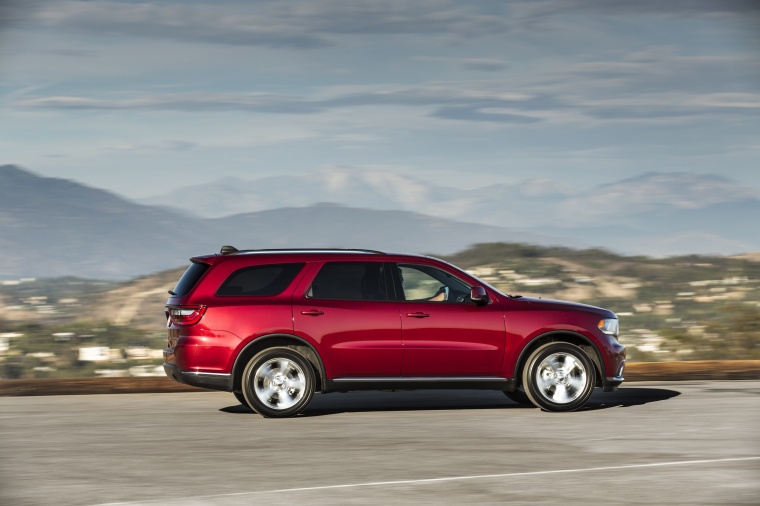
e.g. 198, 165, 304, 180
522, 342, 596, 412
534, 353, 587, 404
243, 347, 316, 418
253, 358, 307, 410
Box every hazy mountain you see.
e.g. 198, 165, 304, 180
0, 165, 569, 279
3, 164, 758, 279
141, 167, 758, 230
0, 165, 193, 279
140, 167, 760, 257
557, 172, 758, 225
140, 166, 570, 227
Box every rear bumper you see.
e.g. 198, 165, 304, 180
163, 363, 232, 392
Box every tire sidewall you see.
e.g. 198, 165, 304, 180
522, 342, 595, 412
242, 347, 315, 418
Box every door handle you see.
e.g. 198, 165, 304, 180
300, 309, 324, 316
406, 312, 430, 318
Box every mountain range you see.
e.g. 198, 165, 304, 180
0, 165, 565, 279
1, 164, 758, 279
144, 166, 760, 256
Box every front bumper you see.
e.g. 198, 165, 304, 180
163, 362, 232, 392
602, 360, 626, 392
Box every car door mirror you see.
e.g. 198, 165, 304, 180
470, 286, 489, 305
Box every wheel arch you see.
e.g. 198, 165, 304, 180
513, 331, 604, 388
231, 334, 326, 393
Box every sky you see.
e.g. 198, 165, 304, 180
1, 0, 759, 199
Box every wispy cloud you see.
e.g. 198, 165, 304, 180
15, 77, 760, 125
414, 56, 510, 72
507, 0, 760, 25
7, 0, 511, 48
105, 140, 197, 153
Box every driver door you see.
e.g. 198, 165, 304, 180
394, 263, 506, 377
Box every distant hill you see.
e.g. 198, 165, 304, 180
3, 164, 759, 279
0, 165, 568, 279
140, 167, 760, 257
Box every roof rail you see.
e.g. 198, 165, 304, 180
219, 246, 385, 256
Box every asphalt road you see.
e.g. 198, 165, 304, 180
1, 381, 758, 506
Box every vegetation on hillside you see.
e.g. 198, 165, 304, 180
442, 243, 760, 362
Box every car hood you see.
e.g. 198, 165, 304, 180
514, 296, 616, 319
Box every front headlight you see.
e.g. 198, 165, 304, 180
598, 318, 619, 337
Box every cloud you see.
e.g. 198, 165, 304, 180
508, 0, 760, 24
565, 51, 760, 94
105, 140, 198, 153
557, 0, 760, 16
14, 93, 322, 114
12, 86, 571, 128
414, 56, 510, 72
6, 0, 758, 52
432, 105, 542, 124
15, 81, 760, 125
7, 0, 510, 48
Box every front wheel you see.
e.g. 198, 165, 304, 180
242, 347, 315, 418
522, 342, 595, 412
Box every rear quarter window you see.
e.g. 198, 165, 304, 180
172, 262, 210, 297
216, 263, 305, 296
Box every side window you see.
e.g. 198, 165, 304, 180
308, 262, 388, 301
217, 263, 305, 296
397, 264, 471, 303
172, 262, 209, 297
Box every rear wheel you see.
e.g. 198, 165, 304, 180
522, 342, 595, 412
242, 347, 315, 418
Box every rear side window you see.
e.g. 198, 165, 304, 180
172, 262, 210, 297
308, 262, 388, 301
217, 263, 304, 297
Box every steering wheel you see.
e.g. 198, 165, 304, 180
432, 285, 449, 301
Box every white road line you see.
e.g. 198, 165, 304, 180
96, 456, 760, 505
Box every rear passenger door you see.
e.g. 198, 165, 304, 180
292, 261, 402, 378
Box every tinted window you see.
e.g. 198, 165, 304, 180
172, 262, 210, 297
309, 262, 388, 301
217, 263, 304, 296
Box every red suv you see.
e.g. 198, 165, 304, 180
163, 247, 625, 417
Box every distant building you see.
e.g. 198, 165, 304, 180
78, 347, 110, 362
125, 347, 164, 360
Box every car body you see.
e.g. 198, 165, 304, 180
163, 247, 626, 417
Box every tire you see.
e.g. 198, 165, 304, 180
242, 347, 315, 418
521, 342, 595, 412
233, 391, 253, 410
503, 386, 531, 405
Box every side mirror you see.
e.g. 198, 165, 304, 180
470, 286, 489, 305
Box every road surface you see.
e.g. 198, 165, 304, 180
1, 381, 758, 505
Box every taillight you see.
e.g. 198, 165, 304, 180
168, 306, 207, 326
